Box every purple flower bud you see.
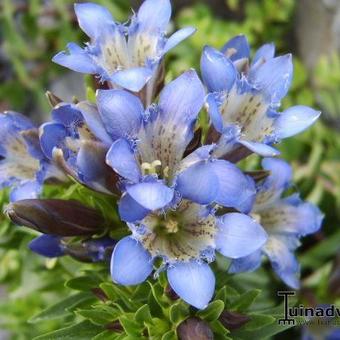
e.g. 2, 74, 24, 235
177, 317, 213, 340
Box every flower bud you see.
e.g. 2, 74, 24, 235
177, 317, 213, 340
219, 310, 250, 330
5, 199, 105, 236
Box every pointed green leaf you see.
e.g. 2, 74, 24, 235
28, 292, 92, 323
169, 301, 189, 324
33, 320, 103, 340
75, 308, 115, 325
230, 289, 261, 311
243, 314, 275, 331
161, 330, 177, 340
65, 275, 102, 291
135, 304, 153, 325
197, 300, 224, 322
119, 315, 143, 336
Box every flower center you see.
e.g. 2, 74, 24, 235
134, 202, 217, 263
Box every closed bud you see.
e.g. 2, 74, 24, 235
5, 199, 105, 236
45, 91, 63, 107
219, 310, 250, 330
177, 317, 213, 340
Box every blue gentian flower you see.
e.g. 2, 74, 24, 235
29, 234, 116, 261
0, 111, 65, 201
229, 158, 323, 289
111, 202, 267, 309
53, 0, 195, 92
200, 35, 321, 158
39, 103, 118, 194
101, 70, 257, 221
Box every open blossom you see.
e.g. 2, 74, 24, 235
201, 35, 321, 158
103, 71, 256, 221
229, 158, 323, 289
111, 202, 267, 309
53, 0, 195, 92
0, 111, 65, 201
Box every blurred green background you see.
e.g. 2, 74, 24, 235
1, 0, 340, 339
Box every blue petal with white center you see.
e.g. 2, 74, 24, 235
167, 261, 215, 309
96, 89, 143, 140
111, 236, 154, 285
275, 105, 321, 139
201, 46, 237, 92
29, 235, 64, 258
216, 213, 267, 258
39, 122, 67, 160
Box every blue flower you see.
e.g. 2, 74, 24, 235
229, 158, 324, 289
101, 70, 257, 221
39, 103, 118, 194
200, 35, 321, 158
0, 111, 65, 201
29, 234, 116, 261
53, 1, 195, 92
111, 202, 267, 309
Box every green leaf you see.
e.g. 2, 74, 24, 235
215, 286, 227, 303
76, 308, 115, 326
230, 289, 261, 311
119, 315, 143, 336
65, 275, 102, 291
210, 320, 230, 336
33, 320, 103, 340
92, 331, 122, 340
146, 318, 170, 337
161, 330, 177, 340
197, 300, 224, 322
169, 301, 189, 324
242, 314, 275, 331
135, 304, 153, 325
28, 292, 92, 323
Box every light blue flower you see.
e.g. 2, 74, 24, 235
39, 103, 118, 194
111, 202, 267, 309
0, 111, 65, 201
229, 158, 324, 289
101, 70, 257, 222
53, 1, 195, 92
200, 36, 321, 158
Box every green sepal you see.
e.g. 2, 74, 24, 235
197, 300, 224, 322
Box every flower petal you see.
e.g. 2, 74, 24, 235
201, 46, 237, 92
251, 43, 275, 66
136, 0, 171, 32
228, 249, 262, 273
260, 194, 323, 236
111, 236, 154, 285
126, 181, 174, 211
110, 67, 153, 92
74, 3, 114, 39
106, 138, 141, 182
167, 261, 215, 309
238, 140, 280, 157
206, 93, 224, 133
221, 35, 250, 61
263, 236, 300, 289
76, 101, 113, 145
275, 105, 321, 139
52, 43, 98, 74
118, 193, 151, 222
248, 54, 293, 105
163, 27, 196, 54
176, 162, 219, 205
211, 160, 256, 213
29, 235, 64, 258
96, 89, 143, 140
255, 158, 292, 210
216, 213, 267, 258
10, 180, 40, 202
39, 122, 67, 159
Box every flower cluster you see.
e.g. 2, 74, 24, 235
3, 0, 323, 310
